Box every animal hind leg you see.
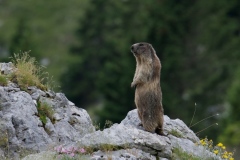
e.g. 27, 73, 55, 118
137, 109, 143, 126
155, 127, 164, 136
156, 117, 165, 136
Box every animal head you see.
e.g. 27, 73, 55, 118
130, 42, 155, 57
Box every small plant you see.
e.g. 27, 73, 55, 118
99, 144, 118, 152
37, 101, 54, 125
54, 145, 86, 156
79, 144, 119, 153
172, 147, 203, 160
168, 129, 183, 138
10, 52, 49, 91
93, 120, 113, 131
196, 137, 235, 160
54, 145, 87, 159
93, 121, 101, 131
0, 129, 9, 158
0, 74, 8, 86
103, 120, 113, 129
189, 103, 219, 135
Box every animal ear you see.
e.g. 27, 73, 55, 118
148, 44, 156, 54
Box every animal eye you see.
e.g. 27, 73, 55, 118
139, 43, 144, 46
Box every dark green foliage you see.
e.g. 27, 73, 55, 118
61, 0, 141, 124
219, 67, 240, 145
61, 0, 240, 144
218, 121, 240, 146
0, 0, 89, 83
227, 68, 240, 122
9, 18, 35, 57
61, 0, 196, 127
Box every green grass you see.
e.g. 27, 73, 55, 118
0, 122, 9, 159
37, 101, 54, 125
172, 147, 203, 160
93, 120, 113, 131
0, 128, 8, 148
10, 52, 49, 91
0, 74, 8, 86
169, 129, 183, 138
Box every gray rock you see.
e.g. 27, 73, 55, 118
121, 109, 199, 142
121, 109, 219, 160
60, 109, 218, 160
0, 85, 95, 159
0, 62, 223, 160
76, 122, 171, 159
54, 93, 69, 107
20, 108, 222, 160
45, 90, 56, 98
169, 135, 221, 160
0, 62, 14, 75
27, 86, 46, 100
21, 151, 56, 160
91, 148, 157, 160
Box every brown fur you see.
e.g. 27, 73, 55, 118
130, 42, 164, 135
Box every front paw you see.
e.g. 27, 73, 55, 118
131, 82, 136, 88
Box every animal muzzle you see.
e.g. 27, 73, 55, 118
131, 43, 138, 54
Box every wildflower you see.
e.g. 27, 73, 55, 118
213, 150, 219, 155
61, 147, 68, 154
228, 152, 233, 156
79, 148, 86, 153
222, 146, 226, 150
229, 158, 234, 160
70, 152, 75, 157
222, 154, 228, 159
202, 141, 206, 146
223, 151, 228, 155
217, 143, 223, 147
54, 145, 62, 153
69, 146, 77, 152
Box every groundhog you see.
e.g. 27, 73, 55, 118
130, 42, 164, 135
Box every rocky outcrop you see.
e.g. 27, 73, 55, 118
0, 63, 95, 159
21, 109, 219, 160
0, 63, 220, 160
72, 110, 217, 160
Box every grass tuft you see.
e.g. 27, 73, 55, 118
172, 147, 203, 160
10, 52, 48, 91
37, 101, 54, 125
0, 74, 8, 86
168, 129, 183, 138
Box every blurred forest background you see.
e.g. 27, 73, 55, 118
0, 0, 240, 155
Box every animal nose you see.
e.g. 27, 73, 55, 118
131, 45, 134, 51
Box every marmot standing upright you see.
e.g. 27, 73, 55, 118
130, 42, 164, 135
